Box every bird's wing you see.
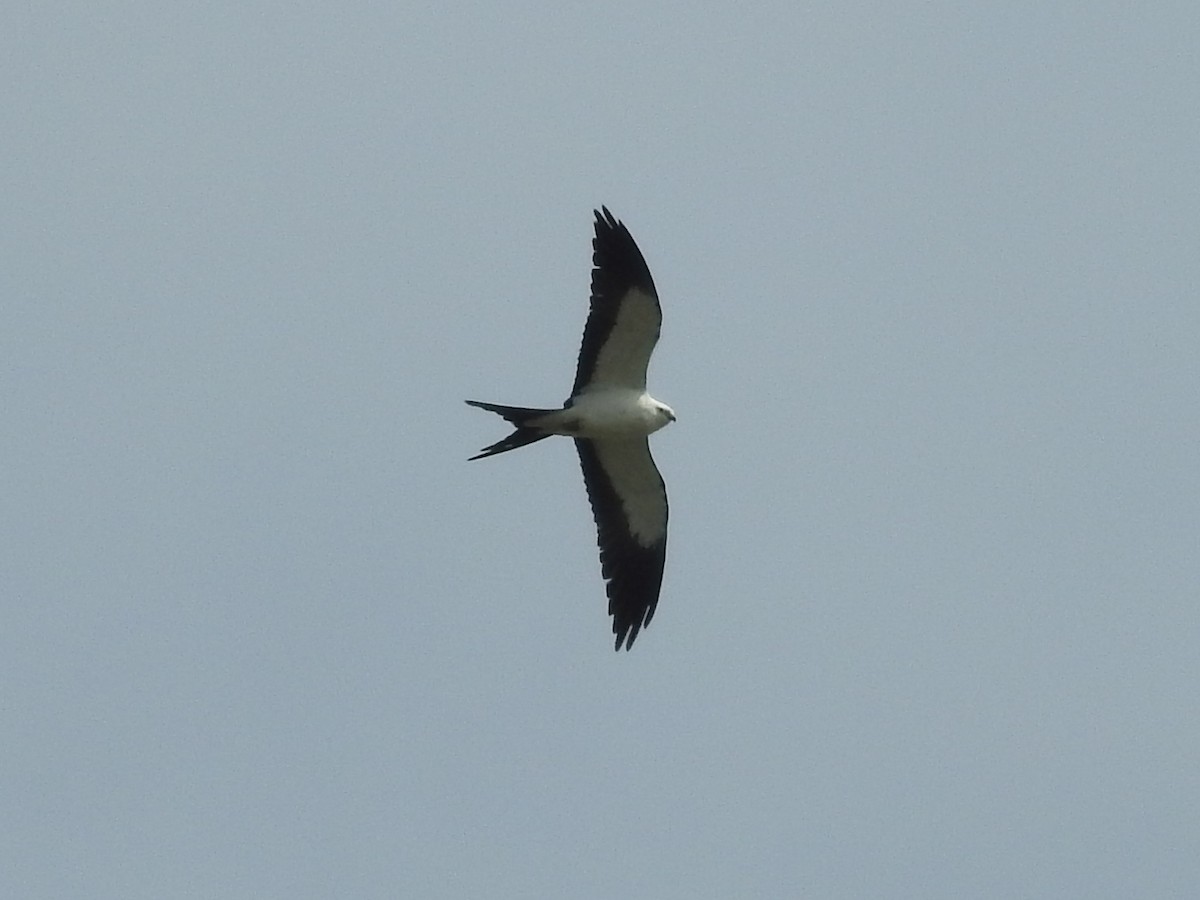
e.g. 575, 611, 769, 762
575, 437, 668, 650
571, 207, 661, 397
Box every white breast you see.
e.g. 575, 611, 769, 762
567, 388, 670, 439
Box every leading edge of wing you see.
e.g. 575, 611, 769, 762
571, 208, 662, 397
575, 436, 668, 650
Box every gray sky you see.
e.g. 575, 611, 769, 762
5, 3, 1198, 897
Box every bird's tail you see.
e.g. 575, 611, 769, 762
465, 400, 558, 460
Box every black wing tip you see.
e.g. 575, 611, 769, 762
589, 207, 655, 294
614, 622, 634, 651
575, 440, 667, 653
595, 205, 619, 229
611, 587, 660, 650
606, 546, 665, 652
614, 620, 647, 651
594, 207, 634, 245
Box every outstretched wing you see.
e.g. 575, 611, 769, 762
575, 437, 668, 650
571, 208, 661, 397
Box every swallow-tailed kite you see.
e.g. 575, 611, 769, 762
467, 207, 674, 650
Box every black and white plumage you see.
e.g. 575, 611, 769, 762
467, 207, 674, 650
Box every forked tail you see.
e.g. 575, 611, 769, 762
465, 400, 558, 460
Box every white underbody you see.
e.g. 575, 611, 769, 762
540, 388, 675, 439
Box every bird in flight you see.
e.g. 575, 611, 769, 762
467, 207, 674, 650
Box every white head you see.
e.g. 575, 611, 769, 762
654, 400, 676, 427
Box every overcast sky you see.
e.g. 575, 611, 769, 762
4, 3, 1199, 898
